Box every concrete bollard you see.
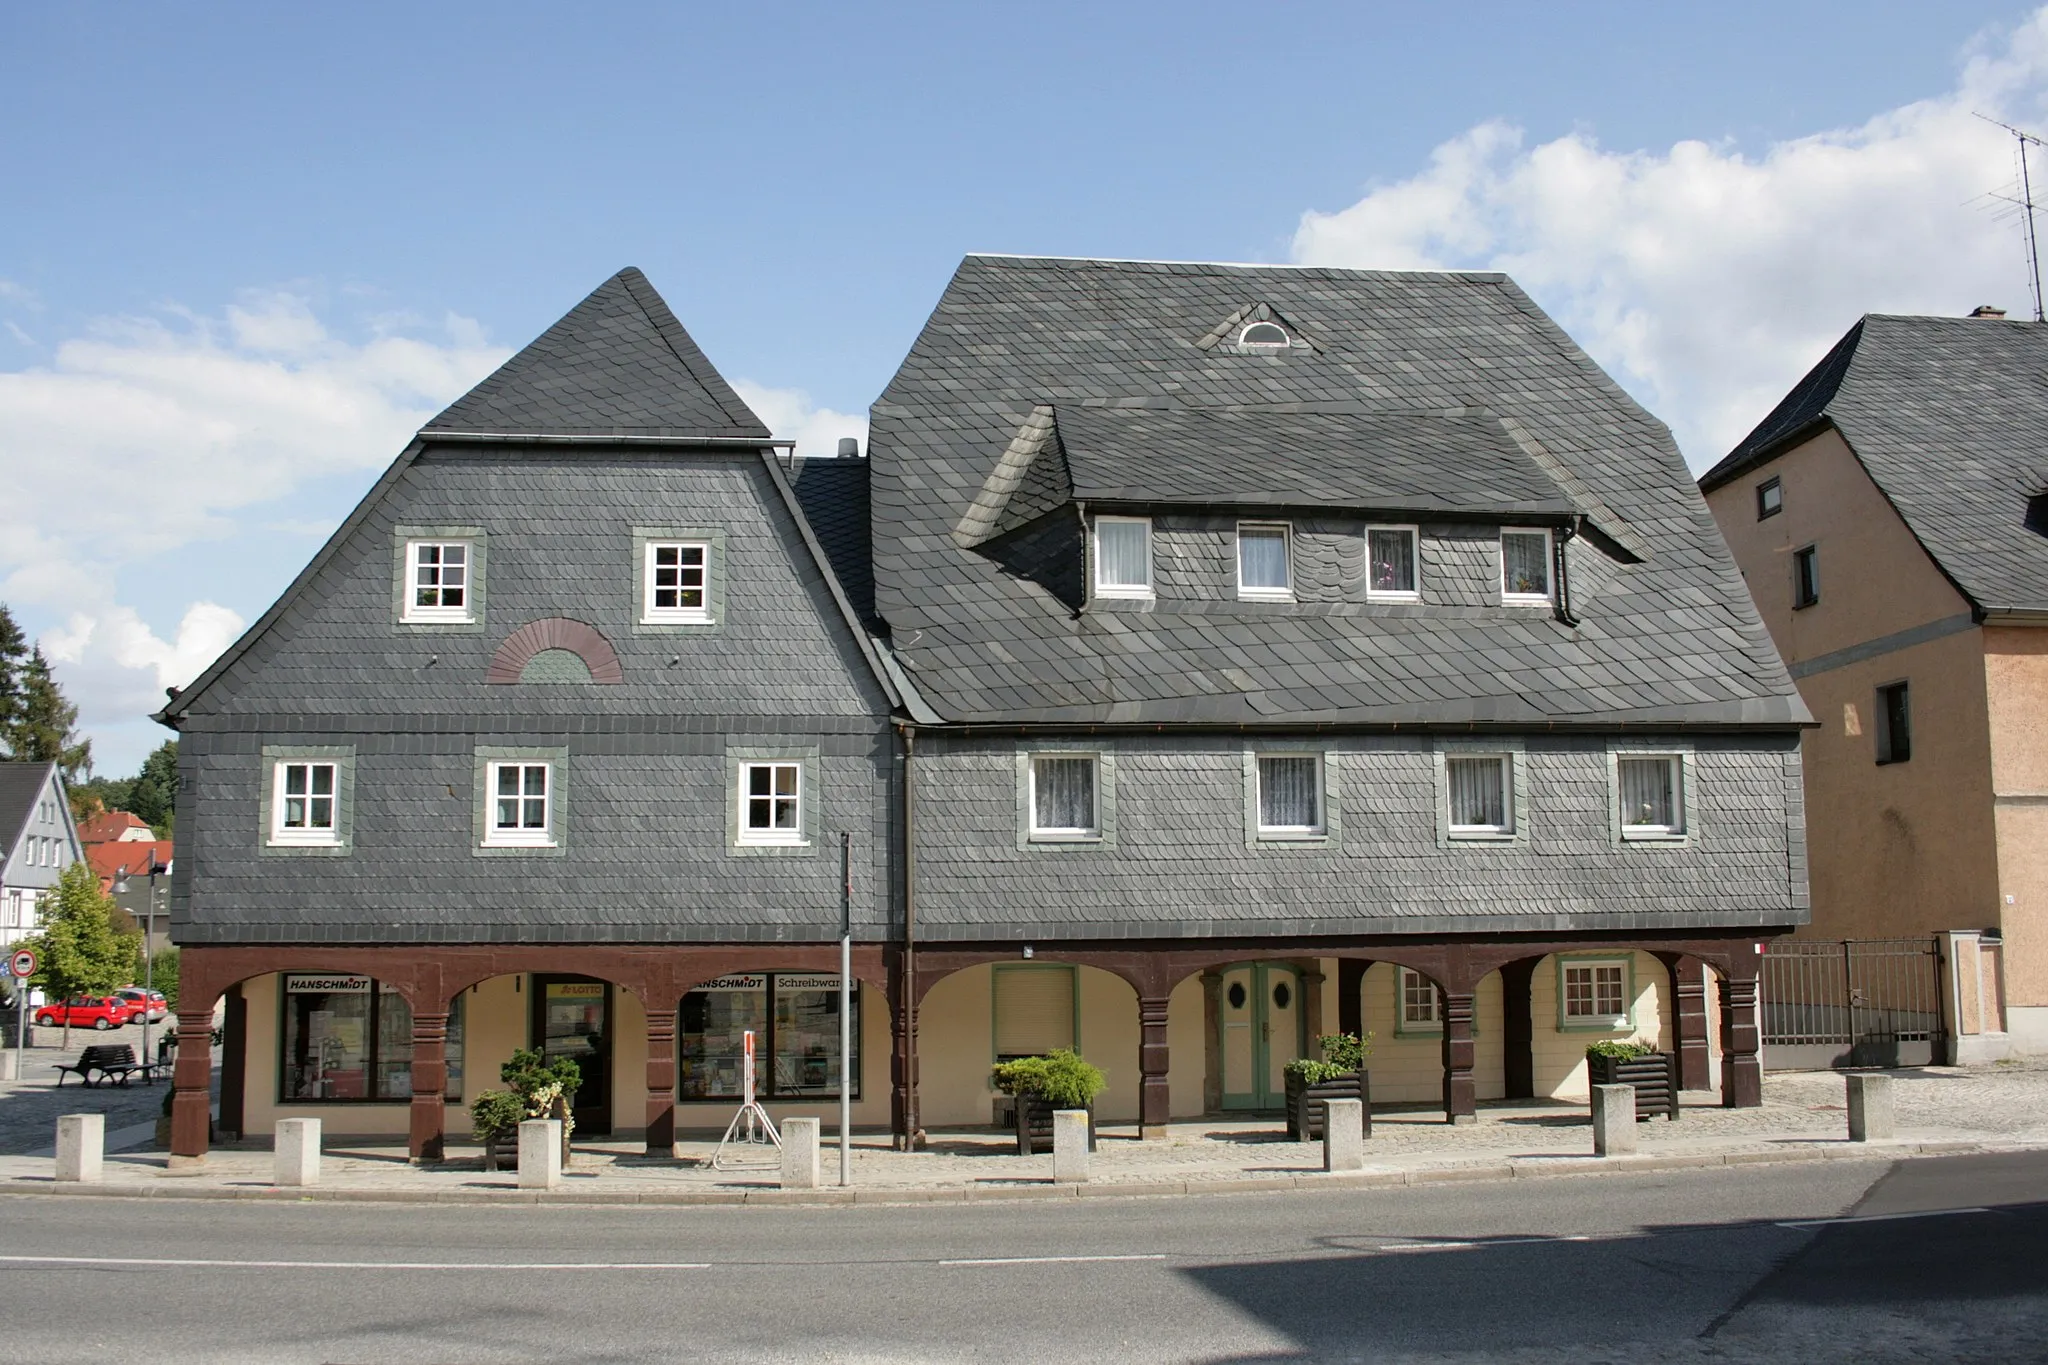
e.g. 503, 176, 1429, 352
1591, 1084, 1637, 1157
274, 1117, 321, 1187
1323, 1098, 1366, 1172
1847, 1073, 1895, 1141
1052, 1109, 1090, 1183
780, 1117, 821, 1190
517, 1118, 562, 1190
55, 1113, 103, 1183
0, 1050, 18, 1081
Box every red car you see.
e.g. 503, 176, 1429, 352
35, 996, 135, 1030
115, 988, 168, 1023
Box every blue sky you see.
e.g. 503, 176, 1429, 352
4, 2, 2046, 772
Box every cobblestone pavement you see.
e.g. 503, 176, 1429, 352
4, 1059, 2046, 1202
0, 1023, 175, 1154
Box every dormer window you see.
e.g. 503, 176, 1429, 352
1366, 525, 1419, 602
1237, 523, 1292, 600
1501, 529, 1552, 604
1093, 516, 1153, 600
1238, 321, 1291, 348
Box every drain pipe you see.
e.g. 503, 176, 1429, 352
897, 721, 923, 1150
1553, 522, 1580, 627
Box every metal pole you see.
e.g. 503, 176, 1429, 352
839, 830, 852, 1187
140, 874, 156, 1072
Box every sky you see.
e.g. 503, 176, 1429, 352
6, 1, 2048, 774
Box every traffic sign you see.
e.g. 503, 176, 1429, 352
9, 949, 35, 979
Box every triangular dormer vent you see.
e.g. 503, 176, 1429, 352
1196, 301, 1315, 354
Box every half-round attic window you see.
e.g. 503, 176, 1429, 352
1238, 320, 1291, 348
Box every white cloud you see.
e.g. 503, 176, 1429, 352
733, 380, 870, 462
0, 289, 508, 772
1292, 10, 2048, 466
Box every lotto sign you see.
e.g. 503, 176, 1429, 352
8, 949, 35, 979
742, 1030, 757, 1106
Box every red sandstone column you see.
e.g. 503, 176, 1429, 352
1671, 957, 1712, 1091
645, 1007, 677, 1157
1719, 972, 1763, 1108
408, 1011, 448, 1162
1138, 994, 1172, 1139
169, 1004, 217, 1161
1440, 990, 1477, 1124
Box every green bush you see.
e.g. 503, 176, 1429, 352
1585, 1038, 1660, 1060
1285, 1031, 1374, 1085
989, 1049, 1107, 1108
468, 1090, 526, 1143
499, 1047, 582, 1141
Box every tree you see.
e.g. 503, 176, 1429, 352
6, 647, 91, 783
0, 604, 26, 741
129, 741, 177, 835
18, 862, 138, 1049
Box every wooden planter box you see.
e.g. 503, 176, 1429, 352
1285, 1070, 1371, 1141
1586, 1052, 1679, 1120
1013, 1095, 1096, 1155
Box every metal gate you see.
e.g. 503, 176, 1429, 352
1761, 938, 1943, 1069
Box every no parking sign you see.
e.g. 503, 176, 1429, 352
8, 949, 34, 979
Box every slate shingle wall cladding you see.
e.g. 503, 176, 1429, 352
909, 732, 1803, 939
180, 450, 884, 722
174, 729, 895, 944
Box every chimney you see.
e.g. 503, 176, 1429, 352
1970, 305, 2009, 320
836, 437, 860, 459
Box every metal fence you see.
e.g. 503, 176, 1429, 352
1762, 938, 1942, 1068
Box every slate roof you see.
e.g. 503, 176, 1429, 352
0, 762, 56, 854
423, 267, 771, 441
1701, 314, 2048, 616
793, 456, 879, 630
865, 255, 1807, 727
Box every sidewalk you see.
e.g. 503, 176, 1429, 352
5, 1059, 2046, 1207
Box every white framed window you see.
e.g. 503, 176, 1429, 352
1029, 754, 1099, 839
1093, 516, 1153, 599
739, 761, 804, 845
1366, 525, 1419, 601
1560, 957, 1633, 1030
643, 540, 711, 624
1256, 754, 1323, 835
1501, 529, 1552, 603
1399, 968, 1441, 1031
1238, 320, 1291, 348
403, 539, 473, 623
1236, 523, 1292, 600
1617, 755, 1684, 837
1447, 753, 1513, 837
485, 761, 554, 847
270, 761, 340, 846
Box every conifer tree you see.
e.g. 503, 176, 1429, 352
0, 605, 26, 740
7, 647, 91, 782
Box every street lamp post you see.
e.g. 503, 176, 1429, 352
113, 866, 166, 1068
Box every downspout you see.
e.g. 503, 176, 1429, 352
897, 721, 923, 1150
1553, 521, 1580, 627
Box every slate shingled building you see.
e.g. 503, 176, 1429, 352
160, 259, 1807, 1160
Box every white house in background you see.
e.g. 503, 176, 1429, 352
0, 762, 82, 937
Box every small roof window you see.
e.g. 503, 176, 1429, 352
1238, 321, 1291, 348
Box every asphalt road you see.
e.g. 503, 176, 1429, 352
0, 1152, 2040, 1363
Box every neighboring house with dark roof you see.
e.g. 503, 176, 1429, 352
0, 762, 82, 938
1700, 306, 2048, 1061
157, 256, 1806, 1164
857, 254, 1805, 1138
156, 269, 903, 1158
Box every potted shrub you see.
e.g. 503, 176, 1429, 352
1585, 1039, 1678, 1121
991, 1049, 1107, 1155
1285, 1032, 1373, 1141
469, 1090, 526, 1171
498, 1047, 583, 1165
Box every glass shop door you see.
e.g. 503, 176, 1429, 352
530, 976, 613, 1136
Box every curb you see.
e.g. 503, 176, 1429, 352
0, 1137, 2030, 1210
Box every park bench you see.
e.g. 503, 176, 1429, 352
54, 1044, 168, 1088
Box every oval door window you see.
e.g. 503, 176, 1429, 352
1272, 980, 1292, 1010
1227, 982, 1248, 1010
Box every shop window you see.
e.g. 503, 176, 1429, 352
993, 964, 1076, 1062
279, 973, 413, 1102
678, 973, 860, 1100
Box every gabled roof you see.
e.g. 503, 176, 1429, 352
87, 840, 172, 890
1701, 314, 2048, 616
868, 254, 1806, 727
0, 762, 58, 855
78, 810, 153, 844
423, 268, 770, 441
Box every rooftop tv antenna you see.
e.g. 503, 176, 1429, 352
1977, 114, 2048, 322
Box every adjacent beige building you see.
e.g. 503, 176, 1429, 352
1701, 309, 2048, 1057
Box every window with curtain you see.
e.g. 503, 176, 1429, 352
1501, 530, 1551, 600
1256, 754, 1322, 833
1367, 526, 1418, 598
1447, 754, 1511, 833
1237, 524, 1291, 597
1618, 755, 1683, 835
1030, 755, 1098, 836
1094, 517, 1152, 596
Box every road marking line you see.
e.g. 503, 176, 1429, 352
1778, 1207, 1990, 1229
939, 1253, 1167, 1267
0, 1254, 710, 1271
